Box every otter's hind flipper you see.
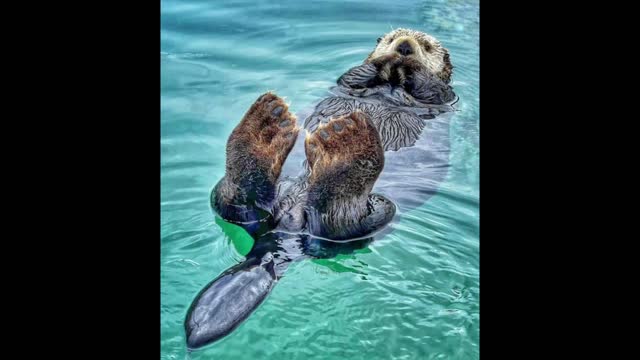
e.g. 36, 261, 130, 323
185, 252, 277, 349
213, 93, 300, 225
304, 111, 394, 240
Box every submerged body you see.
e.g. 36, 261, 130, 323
185, 28, 457, 349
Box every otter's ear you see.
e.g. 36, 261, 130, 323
438, 50, 453, 84
376, 37, 382, 44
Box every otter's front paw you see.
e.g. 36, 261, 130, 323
227, 92, 300, 183
368, 53, 402, 68
367, 54, 402, 82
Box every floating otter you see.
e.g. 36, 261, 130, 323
185, 28, 457, 349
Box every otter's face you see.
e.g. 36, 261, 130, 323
366, 28, 453, 84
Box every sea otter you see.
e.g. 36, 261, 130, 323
185, 28, 457, 349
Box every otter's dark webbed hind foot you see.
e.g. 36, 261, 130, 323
213, 92, 300, 224
304, 111, 395, 240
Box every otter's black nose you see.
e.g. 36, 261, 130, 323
396, 41, 413, 56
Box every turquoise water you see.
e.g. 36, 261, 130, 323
161, 0, 479, 359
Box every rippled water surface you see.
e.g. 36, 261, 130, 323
161, 0, 479, 358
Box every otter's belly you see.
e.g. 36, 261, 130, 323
272, 130, 309, 232
374, 112, 452, 211
279, 130, 309, 180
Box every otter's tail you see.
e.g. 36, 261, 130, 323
184, 251, 280, 349
183, 230, 376, 349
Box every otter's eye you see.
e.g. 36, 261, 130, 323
376, 37, 382, 44
424, 43, 432, 52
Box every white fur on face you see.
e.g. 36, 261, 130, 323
368, 28, 447, 75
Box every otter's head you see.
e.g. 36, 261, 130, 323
366, 28, 453, 84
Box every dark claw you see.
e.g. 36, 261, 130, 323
279, 119, 290, 127
272, 106, 284, 117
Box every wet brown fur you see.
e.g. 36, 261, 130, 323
303, 111, 385, 238
226, 92, 299, 185
220, 93, 299, 207
305, 111, 383, 192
